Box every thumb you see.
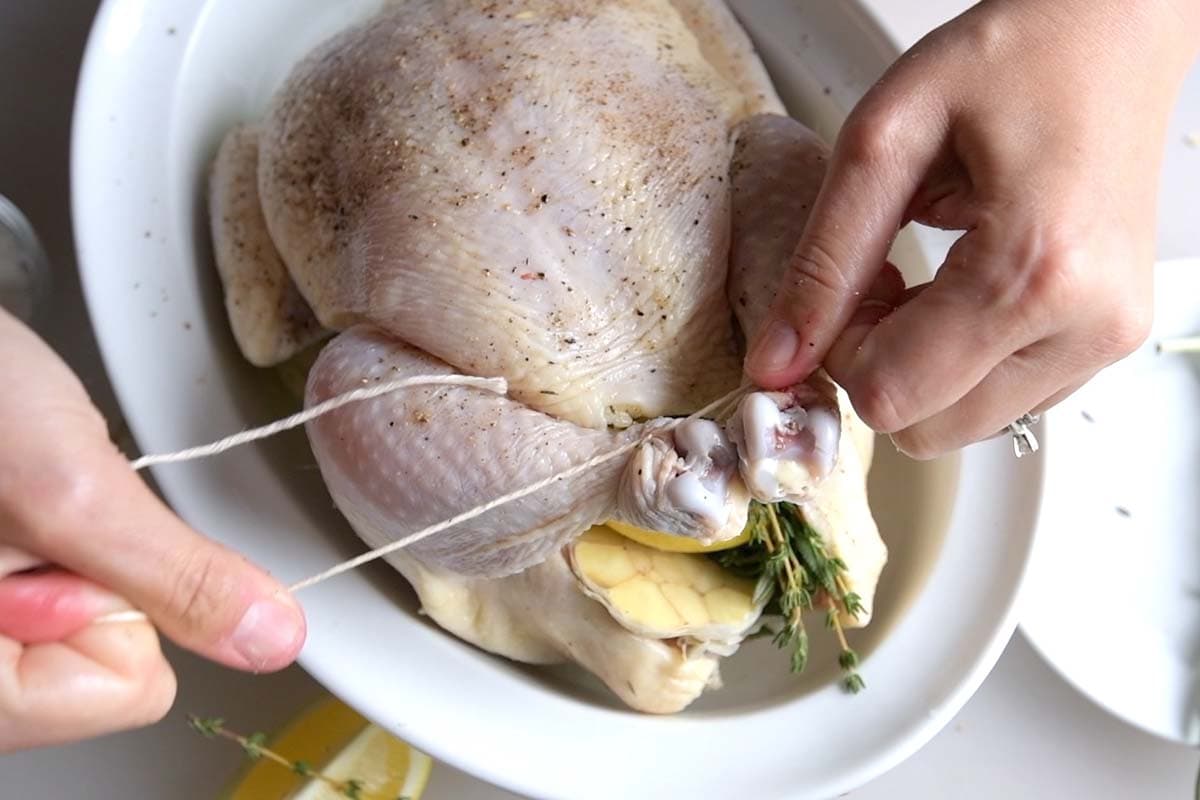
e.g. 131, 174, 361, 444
6, 447, 305, 673
744, 96, 943, 388
0, 309, 305, 672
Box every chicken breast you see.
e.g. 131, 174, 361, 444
256, 0, 782, 429
210, 0, 887, 713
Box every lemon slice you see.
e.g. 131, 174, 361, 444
605, 519, 750, 553
296, 723, 432, 800
223, 695, 432, 800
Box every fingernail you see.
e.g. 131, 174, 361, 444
232, 598, 305, 671
748, 319, 801, 374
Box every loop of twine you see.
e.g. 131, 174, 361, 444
98, 376, 750, 626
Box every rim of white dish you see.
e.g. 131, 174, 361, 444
1019, 258, 1200, 748
71, 2, 1042, 797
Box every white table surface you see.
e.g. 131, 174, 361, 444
1, 1, 1198, 797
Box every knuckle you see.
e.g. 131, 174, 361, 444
110, 624, 177, 730
968, 262, 1021, 309
787, 236, 850, 298
847, 373, 908, 434
1023, 240, 1088, 314
1020, 233, 1151, 359
836, 107, 906, 172
1098, 303, 1152, 358
130, 664, 177, 728
162, 547, 239, 639
2, 464, 107, 551
955, 12, 1011, 61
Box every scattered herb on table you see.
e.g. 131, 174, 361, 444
187, 716, 410, 800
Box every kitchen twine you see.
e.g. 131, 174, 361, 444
97, 377, 751, 626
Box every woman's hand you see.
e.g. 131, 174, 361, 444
0, 309, 305, 751
746, 0, 1200, 458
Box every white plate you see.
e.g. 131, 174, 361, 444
71, 2, 1040, 797
1020, 258, 1200, 746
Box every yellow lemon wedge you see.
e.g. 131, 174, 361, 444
223, 695, 432, 800
604, 519, 750, 553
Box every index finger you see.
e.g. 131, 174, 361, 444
744, 76, 946, 388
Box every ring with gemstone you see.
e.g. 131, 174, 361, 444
1007, 413, 1041, 458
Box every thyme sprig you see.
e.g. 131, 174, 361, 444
187, 716, 410, 800
713, 501, 865, 693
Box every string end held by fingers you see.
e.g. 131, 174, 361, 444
1008, 413, 1040, 458
94, 609, 150, 625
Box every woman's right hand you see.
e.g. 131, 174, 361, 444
0, 308, 305, 751
745, 0, 1198, 458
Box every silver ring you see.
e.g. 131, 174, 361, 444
1007, 413, 1040, 458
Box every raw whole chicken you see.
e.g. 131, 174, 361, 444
208, 0, 887, 713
